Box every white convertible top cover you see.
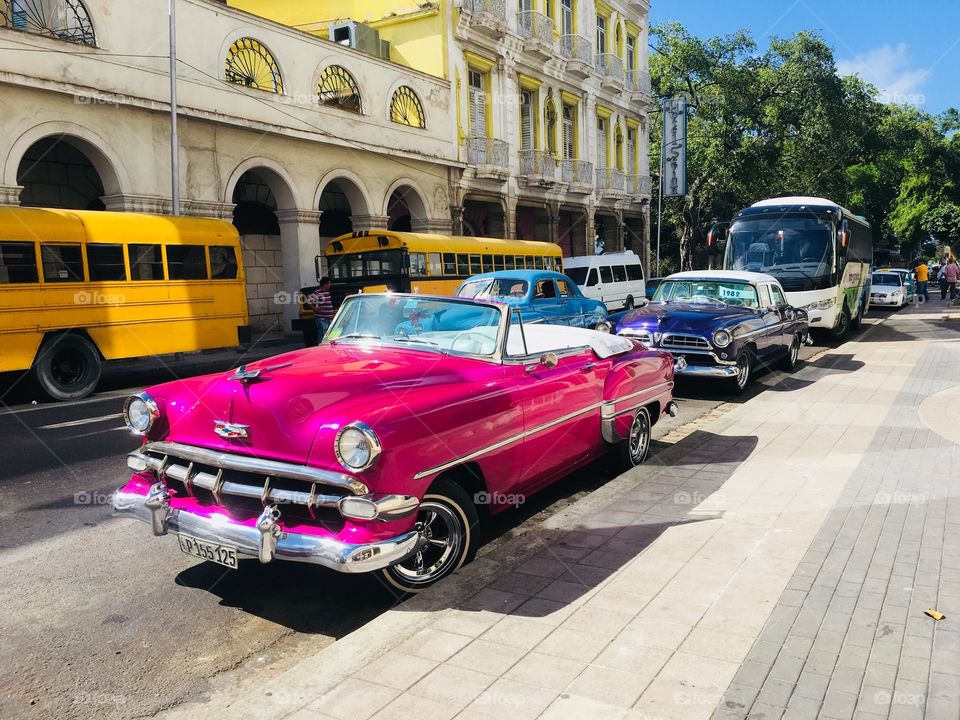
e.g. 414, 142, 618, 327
509, 324, 634, 358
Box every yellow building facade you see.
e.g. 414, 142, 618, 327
229, 0, 653, 261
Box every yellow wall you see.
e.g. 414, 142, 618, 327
228, 0, 449, 78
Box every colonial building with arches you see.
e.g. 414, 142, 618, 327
0, 0, 461, 335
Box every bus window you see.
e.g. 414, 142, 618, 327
443, 253, 456, 276
428, 252, 442, 276
456, 254, 469, 276
0, 241, 39, 283
210, 246, 239, 280
586, 269, 598, 286
494, 255, 505, 272
129, 244, 164, 281
410, 252, 427, 277
469, 254, 482, 274
504, 256, 515, 270
87, 244, 126, 282
612, 265, 627, 282
482, 254, 493, 272
533, 256, 544, 269
167, 245, 208, 280
626, 265, 642, 281
41, 245, 84, 283
599, 266, 613, 284
514, 256, 525, 269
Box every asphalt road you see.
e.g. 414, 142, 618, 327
0, 322, 861, 720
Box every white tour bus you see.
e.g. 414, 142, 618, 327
563, 250, 646, 310
720, 197, 872, 337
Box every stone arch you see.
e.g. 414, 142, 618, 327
383, 178, 430, 232
6, 122, 127, 201
223, 157, 299, 210
314, 170, 373, 240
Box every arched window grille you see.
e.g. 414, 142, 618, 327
390, 86, 426, 128
225, 38, 284, 94
317, 65, 363, 114
3, 0, 96, 46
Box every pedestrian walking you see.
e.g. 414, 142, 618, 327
306, 276, 335, 345
939, 257, 950, 300
944, 258, 960, 301
914, 259, 930, 303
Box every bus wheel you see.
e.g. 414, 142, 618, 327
33, 334, 102, 401
624, 296, 635, 310
830, 305, 851, 340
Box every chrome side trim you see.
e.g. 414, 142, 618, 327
136, 441, 368, 495
413, 401, 604, 480
600, 388, 672, 443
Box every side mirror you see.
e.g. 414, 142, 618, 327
540, 352, 559, 369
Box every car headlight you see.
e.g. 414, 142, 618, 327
713, 330, 732, 348
335, 421, 381, 471
123, 392, 160, 436
803, 298, 837, 311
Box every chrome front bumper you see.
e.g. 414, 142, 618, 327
112, 488, 420, 573
675, 363, 740, 379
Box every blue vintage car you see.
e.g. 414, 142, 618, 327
457, 270, 611, 331
614, 271, 809, 392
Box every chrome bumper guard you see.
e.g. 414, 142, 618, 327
112, 486, 421, 573
675, 363, 740, 379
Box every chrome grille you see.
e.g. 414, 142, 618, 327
661, 334, 710, 350
620, 330, 653, 345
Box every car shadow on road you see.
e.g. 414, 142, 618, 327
173, 429, 758, 630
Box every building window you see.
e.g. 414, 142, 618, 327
545, 97, 557, 155
627, 127, 636, 175
518, 0, 532, 13
562, 104, 575, 159
596, 15, 606, 53
5, 0, 96, 46
318, 65, 362, 113
561, 0, 573, 35
390, 86, 426, 128
545, 0, 553, 21
615, 124, 624, 171
520, 89, 535, 151
627, 35, 636, 70
597, 117, 607, 168
225, 38, 284, 94
468, 69, 487, 138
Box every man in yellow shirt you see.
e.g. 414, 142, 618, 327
915, 259, 930, 303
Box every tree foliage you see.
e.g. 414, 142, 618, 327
650, 22, 960, 269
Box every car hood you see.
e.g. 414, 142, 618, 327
871, 284, 902, 292
615, 302, 757, 334
143, 343, 486, 465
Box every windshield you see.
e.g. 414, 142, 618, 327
725, 215, 836, 291
654, 280, 760, 308
457, 278, 529, 300
328, 250, 405, 281
872, 273, 903, 287
324, 295, 502, 356
565, 267, 588, 285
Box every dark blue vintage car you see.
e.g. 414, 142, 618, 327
457, 270, 611, 331
614, 271, 809, 391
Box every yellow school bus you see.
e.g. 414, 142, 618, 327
0, 207, 249, 400
294, 230, 564, 342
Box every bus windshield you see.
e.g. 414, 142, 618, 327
565, 267, 588, 285
725, 216, 836, 291
328, 249, 404, 281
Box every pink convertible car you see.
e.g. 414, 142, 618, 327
113, 294, 679, 592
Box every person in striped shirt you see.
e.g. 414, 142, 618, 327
307, 277, 334, 344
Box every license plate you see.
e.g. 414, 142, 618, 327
177, 535, 238, 569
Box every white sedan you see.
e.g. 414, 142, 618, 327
870, 271, 909, 307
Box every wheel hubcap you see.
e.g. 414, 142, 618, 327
791, 340, 799, 364
392, 501, 463, 586
737, 357, 750, 388
51, 348, 85, 387
628, 412, 649, 463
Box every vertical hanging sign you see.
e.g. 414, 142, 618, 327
661, 96, 688, 197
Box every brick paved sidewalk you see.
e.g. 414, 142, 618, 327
164, 305, 960, 720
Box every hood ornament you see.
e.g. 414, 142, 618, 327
230, 365, 261, 383
214, 420, 249, 439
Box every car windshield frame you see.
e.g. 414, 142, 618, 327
872, 273, 903, 287
653, 279, 761, 308
323, 293, 507, 360
457, 277, 530, 301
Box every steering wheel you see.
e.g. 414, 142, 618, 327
450, 330, 493, 354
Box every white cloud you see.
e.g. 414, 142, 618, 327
836, 43, 928, 106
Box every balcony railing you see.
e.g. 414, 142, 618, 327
626, 68, 652, 97
517, 10, 553, 46
459, 0, 507, 36
597, 53, 624, 86
562, 158, 594, 188
464, 136, 509, 172
519, 149, 557, 182
627, 174, 652, 197
559, 34, 593, 71
596, 167, 626, 194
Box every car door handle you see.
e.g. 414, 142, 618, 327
580, 363, 597, 372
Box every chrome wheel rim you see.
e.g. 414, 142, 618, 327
392, 501, 464, 586
628, 411, 649, 464
736, 355, 750, 389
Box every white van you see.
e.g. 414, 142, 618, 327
563, 251, 646, 310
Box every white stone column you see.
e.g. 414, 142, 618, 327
351, 214, 391, 233
0, 185, 22, 206
276, 209, 323, 333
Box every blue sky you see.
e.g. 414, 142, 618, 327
649, 0, 960, 113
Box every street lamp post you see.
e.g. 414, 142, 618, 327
169, 0, 180, 216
